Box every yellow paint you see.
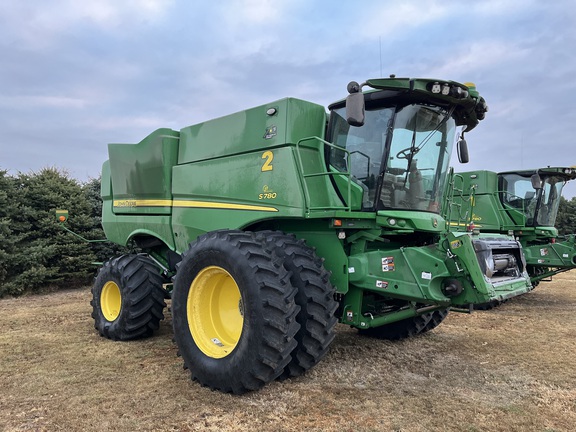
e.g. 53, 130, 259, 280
261, 150, 274, 171
187, 266, 244, 359
101, 281, 121, 321
113, 199, 278, 212
173, 200, 278, 212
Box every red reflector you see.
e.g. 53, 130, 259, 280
551, 238, 556, 244
334, 219, 342, 227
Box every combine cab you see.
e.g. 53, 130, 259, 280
94, 77, 533, 393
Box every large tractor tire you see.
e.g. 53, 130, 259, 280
91, 254, 166, 341
259, 231, 338, 379
172, 230, 300, 394
359, 312, 433, 341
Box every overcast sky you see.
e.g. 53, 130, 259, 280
1, 0, 576, 198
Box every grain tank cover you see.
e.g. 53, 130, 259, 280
177, 98, 326, 165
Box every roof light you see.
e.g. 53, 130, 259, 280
450, 86, 468, 99
431, 82, 441, 94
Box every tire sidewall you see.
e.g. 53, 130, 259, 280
92, 257, 132, 339
172, 244, 267, 388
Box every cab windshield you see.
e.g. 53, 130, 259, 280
500, 174, 565, 226
328, 104, 456, 213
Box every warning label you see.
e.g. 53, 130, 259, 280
382, 257, 395, 272
376, 280, 389, 289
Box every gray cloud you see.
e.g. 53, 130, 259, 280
1, 0, 575, 198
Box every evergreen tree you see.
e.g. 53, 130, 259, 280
1, 168, 96, 295
0, 170, 19, 286
556, 196, 576, 236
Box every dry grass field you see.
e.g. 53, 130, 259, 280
1, 271, 575, 432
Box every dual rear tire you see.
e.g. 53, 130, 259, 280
171, 230, 337, 394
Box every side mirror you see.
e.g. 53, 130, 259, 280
457, 138, 469, 164
346, 81, 365, 127
531, 173, 543, 189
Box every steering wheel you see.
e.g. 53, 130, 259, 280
396, 147, 415, 160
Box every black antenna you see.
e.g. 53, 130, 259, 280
379, 36, 383, 77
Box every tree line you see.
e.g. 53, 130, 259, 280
0, 168, 129, 297
1, 168, 576, 297
556, 196, 576, 236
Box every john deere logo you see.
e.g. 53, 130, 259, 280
450, 239, 462, 249
264, 125, 277, 139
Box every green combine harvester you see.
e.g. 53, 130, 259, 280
453, 167, 576, 290
93, 76, 533, 393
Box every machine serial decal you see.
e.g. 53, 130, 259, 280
113, 199, 278, 212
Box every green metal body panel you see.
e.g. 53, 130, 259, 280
445, 231, 531, 302
178, 98, 327, 164
523, 235, 576, 268
376, 210, 446, 233
100, 77, 533, 330
108, 128, 180, 215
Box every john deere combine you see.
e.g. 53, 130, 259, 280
454, 167, 576, 287
94, 77, 533, 393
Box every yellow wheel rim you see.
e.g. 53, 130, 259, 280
187, 266, 244, 359
101, 281, 122, 321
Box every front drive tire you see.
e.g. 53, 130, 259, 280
172, 230, 300, 394
91, 254, 166, 341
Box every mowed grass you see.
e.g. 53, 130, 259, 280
1, 272, 575, 432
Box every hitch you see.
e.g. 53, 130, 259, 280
55, 209, 108, 244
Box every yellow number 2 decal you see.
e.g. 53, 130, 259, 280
261, 151, 273, 172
